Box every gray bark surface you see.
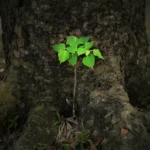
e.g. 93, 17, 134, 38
0, 0, 150, 149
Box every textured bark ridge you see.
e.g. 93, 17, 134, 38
0, 0, 150, 149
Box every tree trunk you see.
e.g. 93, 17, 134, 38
0, 0, 150, 149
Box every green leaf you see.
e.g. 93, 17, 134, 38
93, 49, 104, 59
58, 50, 69, 63
85, 41, 94, 50
55, 111, 61, 122
77, 46, 87, 56
85, 50, 90, 56
66, 36, 78, 46
68, 53, 78, 66
82, 54, 95, 68
66, 45, 77, 53
52, 43, 65, 52
78, 37, 89, 44
62, 144, 72, 150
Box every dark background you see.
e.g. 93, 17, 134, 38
146, 0, 150, 43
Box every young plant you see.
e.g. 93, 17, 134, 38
52, 36, 104, 117
8, 114, 19, 130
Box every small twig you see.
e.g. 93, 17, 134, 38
73, 65, 77, 118
73, 65, 77, 98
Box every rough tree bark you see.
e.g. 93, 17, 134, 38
0, 0, 150, 150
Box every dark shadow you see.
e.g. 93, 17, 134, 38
146, 0, 150, 45
0, 17, 5, 73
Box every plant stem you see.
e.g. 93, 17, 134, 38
73, 65, 77, 118
73, 65, 77, 98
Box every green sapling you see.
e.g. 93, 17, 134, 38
52, 36, 104, 117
